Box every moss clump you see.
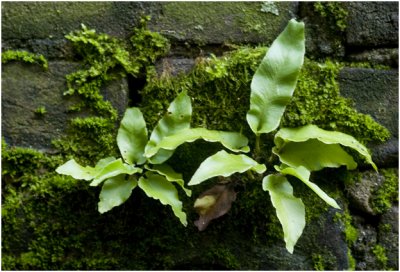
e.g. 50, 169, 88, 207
347, 250, 356, 270
313, 2, 348, 32
1, 50, 48, 70
141, 46, 266, 133
2, 20, 178, 270
334, 210, 358, 270
2, 25, 392, 270
52, 116, 118, 164
53, 17, 170, 163
1, 139, 62, 181
372, 244, 388, 268
283, 59, 390, 144
334, 211, 358, 244
64, 16, 170, 119
312, 253, 325, 270
34, 106, 47, 117
371, 168, 399, 214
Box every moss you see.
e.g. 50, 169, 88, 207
205, 246, 241, 269
313, 2, 348, 32
283, 59, 390, 145
334, 211, 358, 245
1, 50, 48, 70
372, 244, 388, 268
371, 168, 399, 214
2, 20, 176, 270
312, 253, 325, 270
2, 139, 62, 181
34, 106, 47, 117
63, 17, 169, 120
141, 46, 266, 133
53, 17, 169, 163
153, 2, 295, 45
347, 250, 356, 270
334, 210, 359, 270
2, 23, 392, 270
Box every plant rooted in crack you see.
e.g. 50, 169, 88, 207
187, 19, 377, 253
56, 91, 248, 226
56, 19, 380, 254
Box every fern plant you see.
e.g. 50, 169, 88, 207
56, 19, 378, 254
56, 91, 249, 226
187, 19, 377, 253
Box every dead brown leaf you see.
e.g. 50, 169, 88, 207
193, 182, 237, 231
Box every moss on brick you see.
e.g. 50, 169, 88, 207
2, 21, 392, 270
1, 50, 48, 69
371, 168, 399, 214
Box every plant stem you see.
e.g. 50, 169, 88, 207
254, 134, 261, 159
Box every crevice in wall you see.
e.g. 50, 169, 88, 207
127, 74, 145, 107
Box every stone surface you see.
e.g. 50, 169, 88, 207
347, 48, 399, 68
155, 57, 196, 77
338, 68, 399, 167
351, 205, 399, 271
298, 2, 345, 58
149, 2, 299, 45
261, 210, 348, 270
378, 204, 399, 269
378, 204, 399, 270
1, 2, 152, 40
352, 215, 379, 270
1, 2, 398, 271
1, 2, 159, 59
346, 2, 399, 47
1, 61, 129, 150
344, 171, 385, 215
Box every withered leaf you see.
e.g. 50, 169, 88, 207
193, 182, 237, 231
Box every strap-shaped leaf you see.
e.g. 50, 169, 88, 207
145, 91, 192, 164
189, 150, 266, 186
145, 128, 250, 158
56, 157, 132, 181
246, 19, 305, 135
117, 107, 148, 165
138, 172, 187, 226
273, 139, 357, 171
56, 158, 98, 180
57, 157, 141, 186
145, 164, 191, 197
98, 175, 138, 213
90, 158, 141, 187
274, 124, 377, 171
275, 165, 340, 209
262, 174, 305, 254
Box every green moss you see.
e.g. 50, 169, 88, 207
141, 46, 266, 133
53, 17, 170, 163
1, 50, 48, 70
372, 244, 388, 268
334, 211, 358, 245
283, 59, 390, 145
313, 2, 348, 32
34, 106, 47, 116
334, 210, 359, 270
206, 246, 241, 269
153, 2, 294, 44
378, 223, 392, 234
63, 17, 169, 120
347, 250, 356, 270
2, 23, 392, 270
1, 20, 177, 270
312, 253, 325, 270
371, 168, 399, 214
2, 139, 62, 181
